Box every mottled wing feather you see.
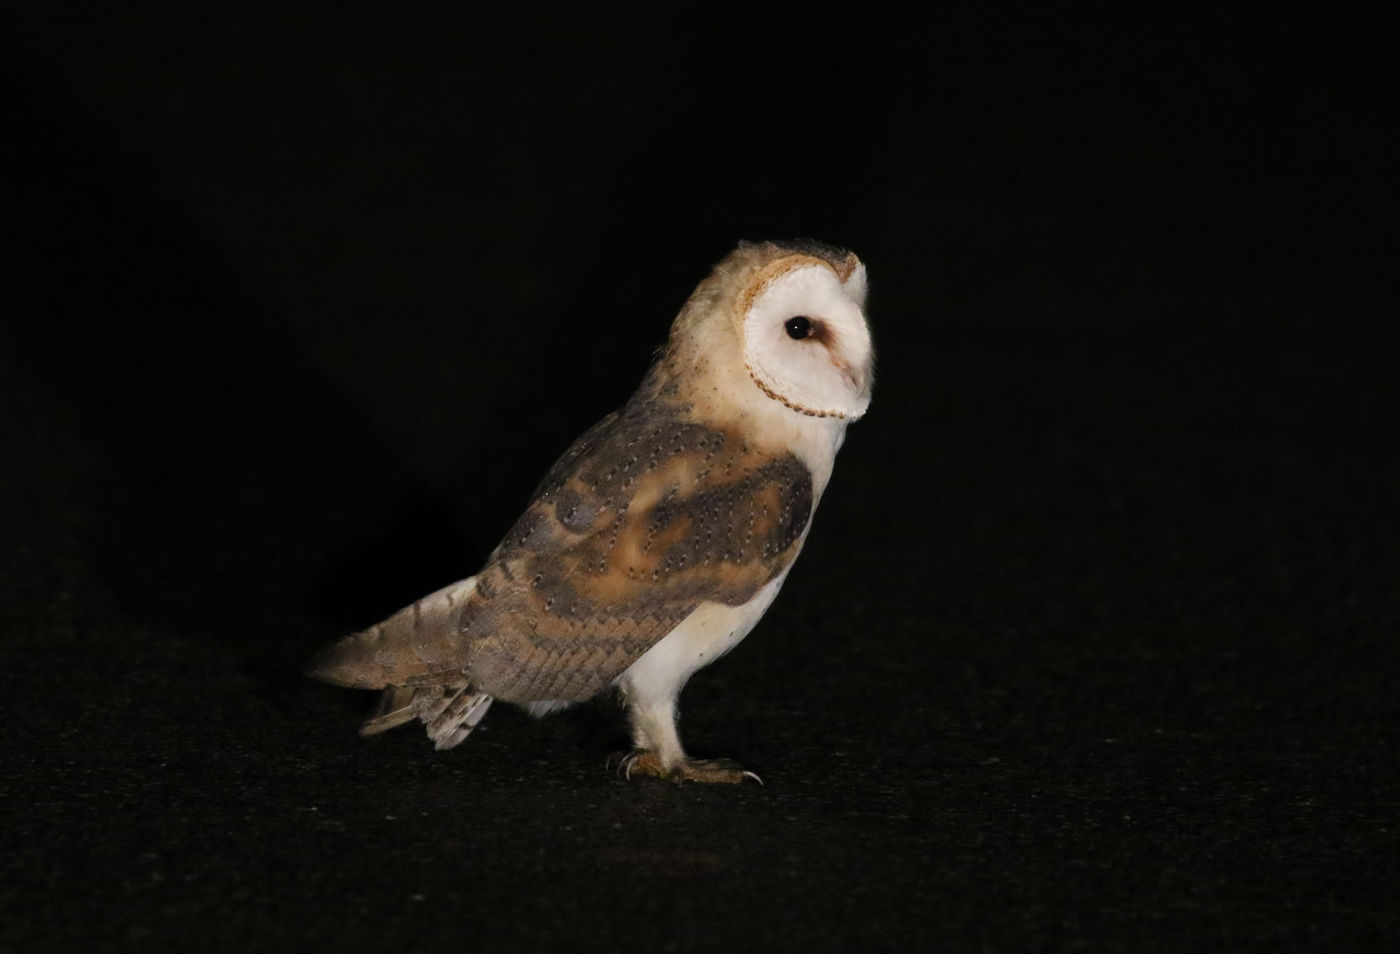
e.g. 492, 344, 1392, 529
314, 399, 814, 703
449, 401, 812, 702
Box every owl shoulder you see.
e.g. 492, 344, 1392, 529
493, 395, 812, 574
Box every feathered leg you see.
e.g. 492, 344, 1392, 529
615, 651, 759, 785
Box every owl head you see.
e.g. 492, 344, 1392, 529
666, 240, 875, 422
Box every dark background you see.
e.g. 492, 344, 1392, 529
3, 7, 1395, 952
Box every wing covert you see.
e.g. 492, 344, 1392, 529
456, 400, 814, 702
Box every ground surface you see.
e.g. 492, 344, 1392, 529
4, 10, 1396, 953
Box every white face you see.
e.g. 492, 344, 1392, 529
741, 262, 874, 419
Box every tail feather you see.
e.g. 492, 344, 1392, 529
308, 576, 494, 749
358, 685, 422, 735
357, 684, 495, 750
423, 687, 494, 750
306, 577, 478, 689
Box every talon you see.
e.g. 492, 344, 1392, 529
609, 750, 760, 785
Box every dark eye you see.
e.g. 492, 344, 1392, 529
785, 316, 813, 340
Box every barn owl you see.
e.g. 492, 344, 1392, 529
309, 240, 874, 783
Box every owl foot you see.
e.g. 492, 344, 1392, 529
609, 750, 763, 785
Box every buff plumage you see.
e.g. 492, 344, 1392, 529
309, 240, 873, 783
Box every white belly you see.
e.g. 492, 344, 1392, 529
617, 564, 794, 704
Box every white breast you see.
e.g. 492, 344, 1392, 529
617, 559, 797, 705
613, 412, 845, 716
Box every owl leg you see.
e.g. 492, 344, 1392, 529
614, 675, 760, 785
624, 691, 685, 765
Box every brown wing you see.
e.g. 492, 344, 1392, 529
457, 400, 813, 702
309, 398, 813, 702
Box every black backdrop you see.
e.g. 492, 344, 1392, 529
4, 8, 1395, 952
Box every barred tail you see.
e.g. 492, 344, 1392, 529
359, 684, 495, 750
305, 577, 479, 689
